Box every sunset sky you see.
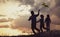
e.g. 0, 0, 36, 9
0, 0, 60, 36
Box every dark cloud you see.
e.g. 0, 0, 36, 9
16, 0, 34, 6
16, 0, 51, 12
51, 7, 60, 25
15, 0, 60, 26
55, 0, 60, 7
29, 1, 50, 12
51, 15, 60, 25
51, 0, 60, 15
1, 0, 59, 27
54, 7, 60, 17
15, 0, 60, 25
47, 0, 60, 25
51, 7, 60, 17
30, 3, 41, 12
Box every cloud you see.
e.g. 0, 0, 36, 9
16, 0, 34, 6
0, 25, 9, 28
0, 0, 56, 12
12, 0, 60, 27
16, 0, 52, 12
51, 15, 60, 25
0, 0, 60, 28
0, 18, 9, 22
47, 0, 60, 25
50, 7, 60, 25
50, 0, 60, 17
55, 0, 60, 7
11, 16, 31, 28
51, 7, 60, 17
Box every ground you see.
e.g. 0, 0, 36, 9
0, 30, 60, 37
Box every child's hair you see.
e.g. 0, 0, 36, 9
31, 11, 34, 14
40, 15, 44, 18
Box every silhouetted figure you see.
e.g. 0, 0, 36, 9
45, 14, 51, 32
28, 10, 40, 34
37, 15, 46, 32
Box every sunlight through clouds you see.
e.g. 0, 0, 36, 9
0, 1, 31, 19
0, 0, 60, 36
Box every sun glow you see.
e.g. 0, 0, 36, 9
0, 28, 22, 36
0, 28, 33, 36
0, 1, 31, 19
0, 1, 32, 36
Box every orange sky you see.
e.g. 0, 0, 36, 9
0, 0, 60, 36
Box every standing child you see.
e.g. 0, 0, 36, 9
37, 15, 46, 32
45, 14, 51, 32
28, 10, 40, 34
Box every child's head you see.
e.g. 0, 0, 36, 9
31, 11, 34, 15
47, 14, 50, 17
40, 15, 44, 18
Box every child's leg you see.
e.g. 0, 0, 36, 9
40, 25, 43, 32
